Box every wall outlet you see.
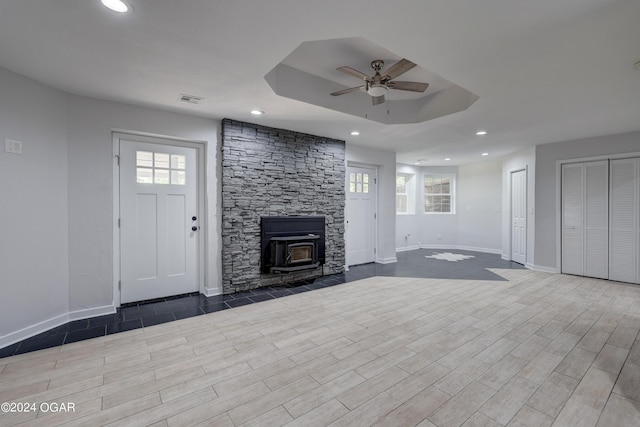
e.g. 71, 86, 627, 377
5, 138, 23, 155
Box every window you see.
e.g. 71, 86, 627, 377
349, 172, 369, 193
396, 172, 416, 214
136, 151, 186, 185
395, 174, 409, 214
424, 175, 455, 213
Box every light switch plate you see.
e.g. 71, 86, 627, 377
5, 138, 23, 154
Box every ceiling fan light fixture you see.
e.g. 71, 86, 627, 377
367, 85, 387, 97
100, 0, 130, 13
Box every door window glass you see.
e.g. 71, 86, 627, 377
350, 172, 369, 193
136, 151, 186, 185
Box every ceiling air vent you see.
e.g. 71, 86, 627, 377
178, 94, 205, 104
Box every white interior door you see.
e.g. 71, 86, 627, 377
583, 161, 609, 279
119, 138, 199, 303
346, 165, 376, 266
609, 158, 638, 283
511, 169, 527, 264
561, 161, 609, 278
561, 163, 584, 275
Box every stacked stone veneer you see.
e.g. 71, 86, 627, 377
221, 119, 346, 294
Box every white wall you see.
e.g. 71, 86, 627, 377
396, 162, 502, 254
346, 144, 397, 263
502, 146, 536, 268
0, 64, 223, 346
534, 131, 640, 270
417, 166, 460, 249
395, 164, 459, 250
458, 160, 502, 253
396, 164, 421, 250
67, 95, 221, 311
0, 67, 70, 340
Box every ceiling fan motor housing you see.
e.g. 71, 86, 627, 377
371, 60, 384, 72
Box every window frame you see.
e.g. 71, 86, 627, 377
396, 173, 415, 215
423, 173, 456, 214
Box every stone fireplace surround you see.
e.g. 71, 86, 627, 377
221, 119, 346, 294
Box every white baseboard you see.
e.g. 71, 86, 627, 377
455, 245, 502, 255
377, 256, 398, 264
0, 305, 115, 350
396, 245, 421, 253
69, 305, 115, 321
406, 244, 502, 255
419, 244, 455, 250
203, 287, 222, 297
529, 264, 559, 273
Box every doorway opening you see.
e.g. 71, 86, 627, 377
113, 132, 206, 305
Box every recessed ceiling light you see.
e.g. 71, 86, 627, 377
444, 158, 451, 161
475, 130, 487, 136
482, 152, 489, 156
350, 131, 360, 136
100, 0, 130, 13
250, 109, 264, 116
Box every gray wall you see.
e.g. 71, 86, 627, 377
67, 96, 222, 305
501, 147, 536, 267
346, 145, 397, 263
221, 119, 346, 293
458, 159, 502, 252
0, 67, 70, 339
534, 131, 640, 270
396, 162, 502, 254
0, 64, 222, 346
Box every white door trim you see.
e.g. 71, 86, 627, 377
345, 162, 379, 268
112, 131, 207, 307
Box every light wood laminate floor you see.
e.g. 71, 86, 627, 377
1, 269, 639, 426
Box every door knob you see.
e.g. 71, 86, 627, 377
192, 226, 198, 231
192, 216, 197, 221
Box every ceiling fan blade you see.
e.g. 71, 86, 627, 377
372, 95, 385, 105
336, 66, 370, 81
382, 59, 416, 80
330, 85, 365, 96
387, 81, 429, 92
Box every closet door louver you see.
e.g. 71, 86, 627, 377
584, 161, 609, 279
561, 163, 584, 275
609, 158, 638, 283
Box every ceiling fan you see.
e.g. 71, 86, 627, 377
330, 58, 429, 105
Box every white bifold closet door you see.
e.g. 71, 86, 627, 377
609, 158, 639, 283
561, 161, 609, 279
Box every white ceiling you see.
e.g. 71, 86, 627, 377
266, 37, 479, 125
1, 0, 638, 165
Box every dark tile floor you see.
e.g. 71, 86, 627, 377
0, 249, 524, 358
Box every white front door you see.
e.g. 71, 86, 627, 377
511, 169, 527, 265
346, 165, 377, 266
119, 138, 199, 303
